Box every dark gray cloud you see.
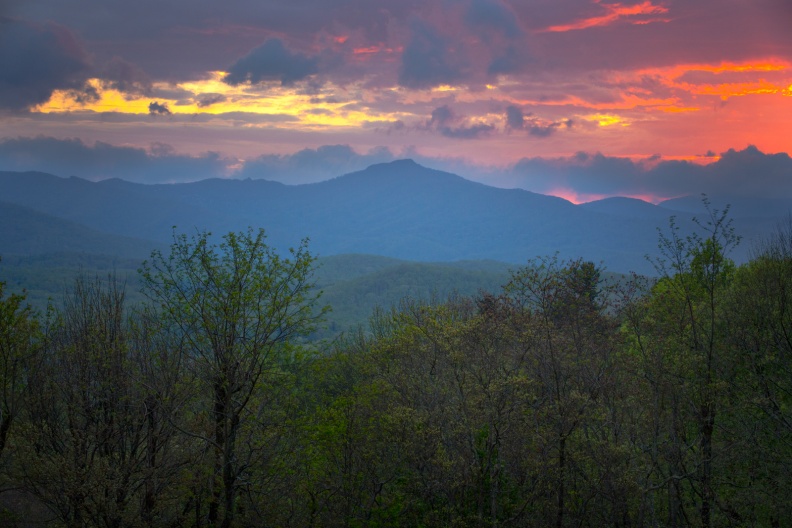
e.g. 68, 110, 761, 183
223, 38, 319, 86
0, 17, 92, 111
398, 20, 467, 89
505, 105, 524, 129
196, 93, 227, 107
6, 1, 428, 81
465, 0, 523, 39
506, 146, 792, 201
99, 57, 153, 98
701, 146, 792, 199
424, 105, 495, 139
5, 0, 791, 89
487, 45, 525, 75
439, 122, 495, 140
504, 105, 571, 137
0, 136, 229, 183
70, 84, 101, 104
430, 106, 454, 126
148, 101, 172, 115
527, 119, 571, 137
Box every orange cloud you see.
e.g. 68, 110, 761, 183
692, 80, 783, 100
635, 60, 792, 103
506, 93, 683, 113
543, 1, 669, 32
641, 60, 789, 80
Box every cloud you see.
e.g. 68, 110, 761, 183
430, 105, 454, 126
223, 38, 319, 86
487, 45, 525, 75
20, 109, 297, 125
421, 105, 494, 139
1, 135, 789, 204
148, 101, 172, 115
505, 146, 792, 202
505, 105, 525, 129
542, 1, 670, 32
196, 93, 227, 107
99, 57, 152, 98
0, 17, 92, 111
0, 136, 229, 183
464, 0, 523, 39
441, 122, 495, 139
527, 119, 572, 137
398, 20, 467, 89
503, 105, 572, 137
237, 144, 397, 184
70, 84, 101, 104
8, 0, 792, 91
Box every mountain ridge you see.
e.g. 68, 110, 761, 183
1, 160, 789, 274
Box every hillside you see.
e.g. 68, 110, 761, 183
0, 252, 515, 335
0, 201, 162, 258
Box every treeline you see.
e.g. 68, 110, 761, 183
1, 208, 791, 527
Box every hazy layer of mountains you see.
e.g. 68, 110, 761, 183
1, 159, 790, 275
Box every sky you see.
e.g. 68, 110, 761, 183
1, 0, 791, 202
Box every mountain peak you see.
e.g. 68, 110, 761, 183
364, 158, 423, 172
389, 158, 420, 167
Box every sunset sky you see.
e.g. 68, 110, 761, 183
1, 0, 791, 202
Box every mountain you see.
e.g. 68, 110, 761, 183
0, 201, 162, 258
659, 194, 792, 218
2, 161, 789, 274
579, 197, 674, 219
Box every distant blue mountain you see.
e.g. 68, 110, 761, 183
1, 161, 789, 274
579, 197, 674, 219
0, 200, 162, 258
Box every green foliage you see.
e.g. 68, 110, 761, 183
4, 202, 792, 527
140, 228, 327, 527
0, 252, 145, 311
318, 261, 511, 337
0, 261, 40, 463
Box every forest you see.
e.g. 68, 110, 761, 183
1, 204, 791, 528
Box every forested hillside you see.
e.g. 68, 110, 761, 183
2, 207, 791, 527
0, 253, 515, 335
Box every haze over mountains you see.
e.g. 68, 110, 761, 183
1, 159, 790, 275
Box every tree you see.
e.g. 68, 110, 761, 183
140, 228, 326, 527
629, 198, 739, 527
0, 259, 40, 466
18, 274, 186, 527
720, 216, 792, 525
505, 257, 628, 527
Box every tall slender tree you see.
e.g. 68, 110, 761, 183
140, 228, 326, 527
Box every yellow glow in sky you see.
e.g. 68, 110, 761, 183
32, 73, 405, 128
583, 113, 630, 127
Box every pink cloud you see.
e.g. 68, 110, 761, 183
541, 1, 670, 32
